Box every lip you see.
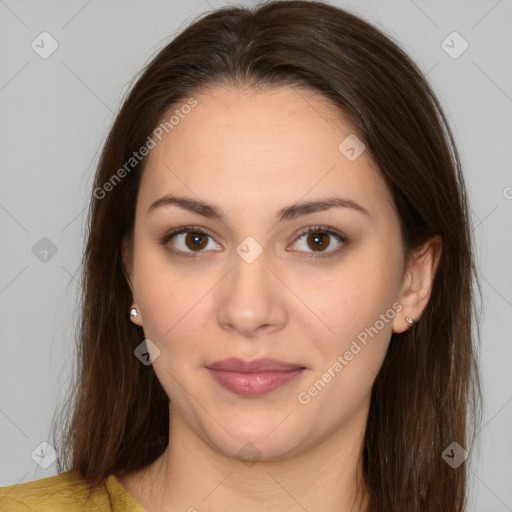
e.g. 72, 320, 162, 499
205, 358, 306, 397
206, 357, 305, 372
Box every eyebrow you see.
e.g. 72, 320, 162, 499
146, 194, 371, 222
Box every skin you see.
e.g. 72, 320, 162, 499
120, 85, 442, 512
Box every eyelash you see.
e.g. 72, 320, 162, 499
159, 225, 347, 259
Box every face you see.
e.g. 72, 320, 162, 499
124, 85, 409, 461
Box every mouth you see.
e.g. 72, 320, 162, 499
205, 358, 306, 397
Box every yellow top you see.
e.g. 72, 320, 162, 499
0, 470, 145, 512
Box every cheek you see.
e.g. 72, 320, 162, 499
132, 247, 215, 363
290, 251, 403, 400
296, 252, 401, 340
136, 275, 211, 343
294, 270, 399, 417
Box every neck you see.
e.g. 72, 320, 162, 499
123, 400, 371, 512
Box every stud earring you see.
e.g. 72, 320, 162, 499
405, 316, 415, 327
129, 305, 139, 318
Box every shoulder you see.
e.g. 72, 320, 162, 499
0, 470, 113, 512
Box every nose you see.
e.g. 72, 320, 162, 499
216, 249, 288, 338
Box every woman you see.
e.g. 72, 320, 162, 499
0, 0, 481, 510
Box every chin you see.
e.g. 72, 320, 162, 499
202, 419, 308, 463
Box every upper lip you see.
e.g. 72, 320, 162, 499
206, 358, 305, 373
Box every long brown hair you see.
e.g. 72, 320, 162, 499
53, 1, 482, 510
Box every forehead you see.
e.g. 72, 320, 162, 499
137, 85, 393, 220
155, 85, 356, 162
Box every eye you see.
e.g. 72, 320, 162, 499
160, 226, 221, 258
289, 226, 346, 258
160, 225, 346, 259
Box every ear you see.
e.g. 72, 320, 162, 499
392, 235, 442, 333
122, 236, 143, 327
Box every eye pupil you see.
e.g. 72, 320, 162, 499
185, 232, 208, 250
307, 232, 329, 251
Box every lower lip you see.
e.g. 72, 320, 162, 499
206, 368, 305, 396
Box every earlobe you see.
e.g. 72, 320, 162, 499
405, 316, 415, 327
392, 235, 442, 334
129, 303, 143, 326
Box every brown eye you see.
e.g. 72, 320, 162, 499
162, 227, 222, 257
184, 232, 208, 251
306, 232, 330, 252
290, 227, 346, 257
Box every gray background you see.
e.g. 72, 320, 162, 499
1, 0, 511, 510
